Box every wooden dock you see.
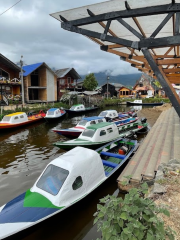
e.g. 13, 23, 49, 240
117, 107, 180, 191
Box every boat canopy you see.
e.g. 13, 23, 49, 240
99, 110, 118, 118
70, 104, 85, 111
1, 112, 28, 124
46, 108, 62, 117
31, 147, 106, 206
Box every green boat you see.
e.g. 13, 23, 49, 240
54, 120, 148, 150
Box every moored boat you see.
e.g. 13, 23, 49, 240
53, 110, 138, 138
65, 104, 98, 115
54, 120, 148, 150
126, 100, 163, 106
0, 111, 45, 130
0, 139, 137, 239
44, 108, 66, 122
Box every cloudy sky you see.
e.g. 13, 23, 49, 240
0, 0, 139, 75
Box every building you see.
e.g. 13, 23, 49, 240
133, 75, 155, 98
0, 53, 21, 104
119, 86, 133, 98
55, 68, 81, 99
23, 62, 57, 103
101, 83, 123, 98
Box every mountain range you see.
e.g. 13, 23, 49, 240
80, 72, 142, 87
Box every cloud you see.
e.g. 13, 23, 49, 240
0, 0, 139, 76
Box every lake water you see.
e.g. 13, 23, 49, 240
0, 105, 147, 240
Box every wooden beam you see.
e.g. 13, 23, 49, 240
166, 77, 180, 84
108, 44, 125, 49
163, 67, 180, 73
164, 46, 174, 56
157, 58, 180, 65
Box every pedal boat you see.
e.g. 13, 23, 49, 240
54, 120, 148, 150
0, 139, 137, 239
44, 108, 66, 122
0, 112, 45, 129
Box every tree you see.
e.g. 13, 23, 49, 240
154, 80, 162, 88
83, 73, 98, 91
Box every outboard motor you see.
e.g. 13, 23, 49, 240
118, 146, 128, 155
128, 131, 137, 139
141, 118, 147, 124
131, 112, 137, 117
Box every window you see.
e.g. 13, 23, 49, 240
72, 176, 83, 190
109, 114, 112, 117
100, 130, 106, 136
67, 77, 71, 84
107, 128, 113, 133
20, 115, 24, 118
37, 164, 69, 196
98, 119, 103, 123
60, 79, 65, 85
14, 116, 19, 120
2, 116, 11, 122
70, 106, 76, 110
99, 111, 107, 117
0, 68, 9, 80
78, 120, 88, 126
77, 107, 80, 110
82, 129, 96, 137
90, 121, 96, 125
113, 113, 116, 116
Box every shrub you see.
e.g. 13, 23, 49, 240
94, 183, 175, 240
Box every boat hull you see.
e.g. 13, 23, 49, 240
126, 101, 163, 106
65, 107, 98, 115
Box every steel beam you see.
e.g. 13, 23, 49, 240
142, 48, 180, 118
67, 4, 180, 27
61, 23, 136, 48
117, 18, 143, 39
150, 12, 174, 38
175, 12, 180, 35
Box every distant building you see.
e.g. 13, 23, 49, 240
119, 86, 133, 98
101, 83, 123, 97
0, 53, 21, 104
55, 68, 81, 99
133, 75, 155, 98
23, 62, 57, 103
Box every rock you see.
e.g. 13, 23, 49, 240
155, 170, 164, 180
164, 166, 174, 172
153, 183, 167, 194
158, 163, 166, 171
169, 171, 179, 176
169, 159, 180, 165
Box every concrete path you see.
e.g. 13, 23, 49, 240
117, 107, 180, 191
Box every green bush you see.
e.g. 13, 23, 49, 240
94, 183, 175, 240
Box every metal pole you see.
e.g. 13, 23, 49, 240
20, 56, 25, 106
107, 76, 109, 99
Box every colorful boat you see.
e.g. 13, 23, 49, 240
0, 139, 137, 239
44, 108, 66, 122
127, 100, 163, 106
54, 120, 148, 150
53, 115, 138, 138
65, 104, 98, 115
0, 111, 45, 129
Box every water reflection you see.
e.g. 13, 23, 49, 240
0, 106, 147, 240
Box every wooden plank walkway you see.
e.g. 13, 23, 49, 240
117, 107, 180, 191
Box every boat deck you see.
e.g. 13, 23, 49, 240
117, 107, 180, 191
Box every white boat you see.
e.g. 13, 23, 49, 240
0, 140, 137, 239
44, 108, 66, 122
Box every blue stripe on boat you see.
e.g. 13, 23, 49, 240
100, 151, 126, 159
0, 193, 59, 223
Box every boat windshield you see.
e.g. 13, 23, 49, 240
99, 111, 107, 117
2, 116, 11, 122
78, 120, 88, 126
70, 106, 76, 110
47, 111, 55, 115
36, 164, 69, 196
82, 129, 96, 138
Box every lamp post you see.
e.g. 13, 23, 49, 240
107, 75, 109, 99
20, 56, 25, 106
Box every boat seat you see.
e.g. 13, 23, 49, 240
102, 159, 118, 168
44, 176, 62, 195
100, 151, 126, 159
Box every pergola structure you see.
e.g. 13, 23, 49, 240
51, 0, 180, 117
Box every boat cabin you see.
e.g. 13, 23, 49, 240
77, 116, 106, 128
69, 104, 85, 111
1, 112, 28, 124
132, 100, 142, 104
45, 108, 63, 118
98, 110, 118, 119
31, 147, 105, 206
79, 122, 119, 142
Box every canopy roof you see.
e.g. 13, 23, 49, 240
50, 0, 180, 118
